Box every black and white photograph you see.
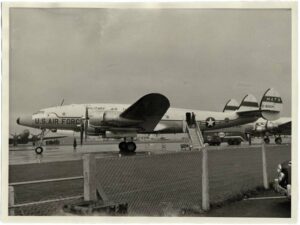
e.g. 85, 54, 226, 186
2, 1, 297, 222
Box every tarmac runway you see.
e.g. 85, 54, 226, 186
9, 141, 291, 165
9, 143, 291, 216
9, 142, 181, 165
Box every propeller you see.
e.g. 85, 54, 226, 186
85, 107, 89, 141
80, 107, 89, 145
80, 122, 84, 145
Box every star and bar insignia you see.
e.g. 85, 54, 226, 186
206, 117, 216, 128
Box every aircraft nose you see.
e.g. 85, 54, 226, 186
17, 115, 33, 127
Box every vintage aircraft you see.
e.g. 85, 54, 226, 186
17, 88, 282, 154
9, 129, 66, 146
245, 117, 291, 144
220, 97, 291, 145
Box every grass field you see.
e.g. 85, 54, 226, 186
9, 144, 291, 216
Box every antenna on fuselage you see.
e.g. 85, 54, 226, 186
60, 99, 65, 106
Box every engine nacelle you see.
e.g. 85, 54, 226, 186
255, 125, 266, 132
88, 109, 142, 127
266, 121, 278, 130
89, 112, 105, 127
105, 131, 137, 138
102, 111, 141, 126
103, 111, 122, 123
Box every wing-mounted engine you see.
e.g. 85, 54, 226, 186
87, 108, 143, 127
265, 121, 278, 130
102, 111, 142, 126
254, 120, 278, 133
88, 108, 105, 127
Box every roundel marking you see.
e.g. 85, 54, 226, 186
206, 117, 216, 128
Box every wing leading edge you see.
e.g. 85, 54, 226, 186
120, 93, 170, 132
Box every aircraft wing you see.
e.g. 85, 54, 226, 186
120, 93, 170, 132
276, 121, 291, 135
28, 135, 67, 142
39, 136, 67, 140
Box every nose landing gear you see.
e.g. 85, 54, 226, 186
35, 146, 43, 154
34, 129, 48, 154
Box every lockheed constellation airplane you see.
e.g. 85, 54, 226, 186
17, 88, 282, 154
221, 97, 291, 144
197, 91, 290, 146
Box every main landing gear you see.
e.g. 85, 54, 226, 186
118, 139, 137, 154
263, 136, 282, 144
263, 136, 270, 144
275, 136, 282, 145
34, 129, 48, 154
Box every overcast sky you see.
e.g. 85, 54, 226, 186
9, 8, 291, 133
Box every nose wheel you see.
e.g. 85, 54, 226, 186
33, 129, 48, 154
35, 146, 43, 154
119, 141, 137, 153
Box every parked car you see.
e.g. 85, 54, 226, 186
273, 160, 291, 198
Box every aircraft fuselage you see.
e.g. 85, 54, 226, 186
18, 103, 259, 135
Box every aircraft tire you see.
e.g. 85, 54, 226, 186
35, 146, 43, 154
119, 142, 127, 152
127, 142, 136, 152
235, 140, 241, 145
275, 137, 282, 145
264, 137, 270, 144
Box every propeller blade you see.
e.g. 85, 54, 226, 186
80, 122, 84, 145
84, 107, 89, 141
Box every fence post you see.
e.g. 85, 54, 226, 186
83, 154, 97, 201
202, 147, 210, 211
261, 142, 269, 189
9, 186, 15, 215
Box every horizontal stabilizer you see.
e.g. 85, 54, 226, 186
223, 99, 239, 112
260, 88, 282, 121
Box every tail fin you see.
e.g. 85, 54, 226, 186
223, 99, 239, 112
260, 88, 282, 121
238, 94, 259, 112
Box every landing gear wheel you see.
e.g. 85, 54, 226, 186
275, 137, 282, 144
264, 137, 270, 144
235, 140, 241, 145
35, 146, 43, 154
127, 142, 136, 152
119, 142, 127, 152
